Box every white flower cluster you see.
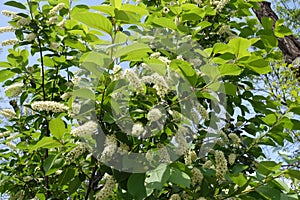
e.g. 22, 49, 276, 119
95, 173, 116, 200
50, 42, 60, 49
0, 131, 11, 138
25, 33, 36, 42
57, 19, 66, 28
100, 135, 117, 162
1, 10, 17, 18
184, 150, 197, 165
5, 142, 16, 149
17, 17, 31, 26
191, 167, 203, 187
5, 83, 23, 97
181, 192, 190, 200
197, 198, 207, 200
6, 133, 19, 141
49, 3, 65, 16
142, 73, 169, 98
215, 151, 228, 180
194, 0, 202, 4
158, 143, 171, 163
124, 69, 144, 93
203, 160, 213, 169
0, 26, 15, 33
61, 92, 72, 100
112, 65, 123, 80
66, 142, 86, 162
228, 133, 241, 147
175, 126, 189, 154
217, 130, 229, 146
131, 123, 145, 137
169, 194, 181, 200
71, 121, 98, 137
147, 108, 162, 122
48, 16, 58, 24
2, 38, 19, 46
68, 103, 81, 117
150, 52, 161, 58
158, 56, 171, 65
196, 104, 208, 120
211, 0, 230, 12
31, 101, 68, 113
0, 109, 16, 119
228, 153, 237, 165
162, 7, 170, 14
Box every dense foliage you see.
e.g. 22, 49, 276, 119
0, 0, 299, 199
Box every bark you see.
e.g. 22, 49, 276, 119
253, 2, 300, 65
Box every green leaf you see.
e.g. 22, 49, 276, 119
127, 173, 147, 200
151, 17, 177, 30
49, 118, 66, 139
115, 43, 151, 58
144, 58, 166, 76
219, 64, 243, 76
42, 56, 55, 67
262, 114, 277, 126
0, 62, 12, 68
111, 0, 122, 9
287, 169, 300, 180
168, 167, 190, 188
274, 19, 292, 38
43, 154, 65, 176
257, 161, 282, 175
4, 1, 26, 9
115, 10, 140, 23
90, 5, 115, 16
228, 37, 251, 59
120, 4, 148, 16
255, 185, 281, 200
243, 56, 271, 74
0, 69, 15, 82
261, 17, 273, 30
64, 38, 87, 51
170, 59, 197, 86
229, 174, 247, 187
224, 83, 237, 96
72, 88, 95, 100
145, 164, 170, 193
71, 8, 112, 34
32, 137, 62, 151
69, 177, 81, 195
58, 168, 76, 186
213, 43, 233, 55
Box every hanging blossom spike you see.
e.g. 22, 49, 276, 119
0, 26, 15, 34
70, 121, 98, 137
1, 38, 19, 46
5, 83, 23, 97
0, 109, 16, 119
1, 10, 17, 18
31, 101, 68, 113
49, 3, 65, 16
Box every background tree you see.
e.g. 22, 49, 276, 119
0, 0, 299, 200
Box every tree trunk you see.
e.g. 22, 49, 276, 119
253, 2, 300, 65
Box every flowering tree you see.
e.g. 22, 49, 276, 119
0, 0, 299, 200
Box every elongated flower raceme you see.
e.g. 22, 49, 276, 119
2, 38, 19, 46
70, 121, 98, 137
100, 135, 117, 162
25, 33, 36, 42
49, 3, 65, 16
1, 10, 17, 18
31, 101, 68, 113
0, 131, 11, 138
95, 173, 116, 200
191, 167, 203, 187
215, 151, 228, 181
0, 26, 15, 33
124, 69, 144, 93
5, 83, 23, 97
17, 17, 30, 26
142, 73, 169, 98
0, 109, 16, 119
